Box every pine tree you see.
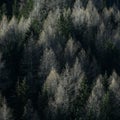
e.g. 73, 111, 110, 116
15, 78, 28, 119
109, 71, 120, 120
87, 76, 105, 120
0, 97, 13, 120
64, 37, 79, 65
40, 48, 57, 81
43, 68, 60, 98
23, 99, 39, 120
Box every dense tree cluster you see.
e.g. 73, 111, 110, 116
0, 0, 120, 120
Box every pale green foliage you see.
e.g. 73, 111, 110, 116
30, 0, 46, 22
108, 71, 120, 119
109, 71, 120, 101
64, 38, 80, 64
18, 16, 31, 35
65, 37, 78, 58
39, 9, 60, 46
102, 7, 111, 23
72, 0, 100, 27
49, 58, 84, 116
96, 22, 106, 47
40, 48, 57, 78
41, 58, 85, 119
65, 39, 74, 56
102, 7, 119, 24
72, 0, 86, 28
0, 0, 120, 120
55, 82, 69, 110
0, 98, 13, 120
43, 68, 60, 97
0, 16, 8, 37
87, 75, 105, 119
71, 58, 84, 83
86, 0, 100, 26
0, 15, 31, 41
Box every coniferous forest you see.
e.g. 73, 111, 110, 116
0, 0, 120, 120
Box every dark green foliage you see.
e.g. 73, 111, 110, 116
14, 79, 28, 120
0, 0, 33, 19
57, 9, 72, 39
99, 92, 111, 120
102, 73, 109, 91
0, 0, 120, 120
19, 0, 33, 18
22, 99, 35, 120
70, 79, 89, 120
16, 79, 28, 103
30, 19, 41, 40
12, 0, 19, 17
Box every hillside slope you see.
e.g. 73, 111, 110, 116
0, 0, 120, 120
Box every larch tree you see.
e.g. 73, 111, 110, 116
109, 71, 120, 119
43, 68, 60, 98
0, 97, 13, 120
87, 75, 105, 119
64, 37, 80, 65
23, 99, 39, 120
39, 48, 57, 81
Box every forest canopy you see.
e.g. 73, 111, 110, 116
0, 0, 120, 120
